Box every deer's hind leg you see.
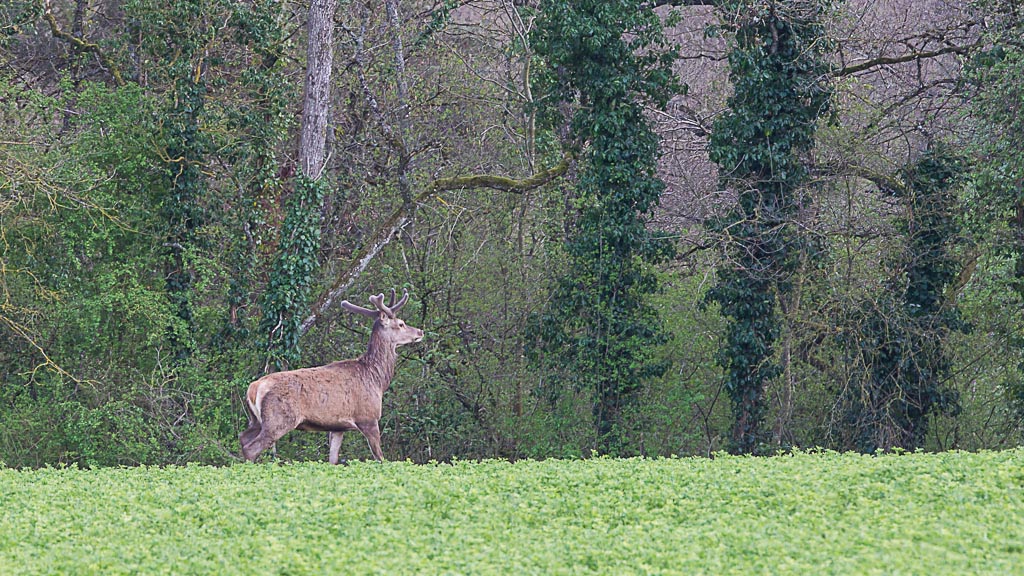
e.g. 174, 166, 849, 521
239, 421, 262, 458
241, 393, 300, 462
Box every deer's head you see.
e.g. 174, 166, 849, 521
341, 289, 424, 347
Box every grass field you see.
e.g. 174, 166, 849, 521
1, 449, 1022, 574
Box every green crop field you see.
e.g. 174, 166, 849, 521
1, 449, 1022, 575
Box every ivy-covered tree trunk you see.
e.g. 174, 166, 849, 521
843, 146, 965, 452
219, 0, 292, 346
149, 0, 212, 360
260, 0, 338, 370
706, 0, 832, 454
526, 0, 678, 456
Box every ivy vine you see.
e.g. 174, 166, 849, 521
842, 145, 965, 452
219, 0, 294, 348
127, 0, 215, 360
705, 0, 833, 454
526, 0, 679, 455
260, 175, 326, 370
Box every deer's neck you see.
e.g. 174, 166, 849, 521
360, 330, 398, 391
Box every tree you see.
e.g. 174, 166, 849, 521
706, 0, 832, 454
297, 1, 569, 337
526, 0, 679, 455
219, 0, 294, 346
260, 0, 340, 370
841, 145, 965, 451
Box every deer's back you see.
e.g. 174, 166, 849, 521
247, 361, 383, 425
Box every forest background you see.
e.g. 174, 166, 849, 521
2, 0, 1023, 467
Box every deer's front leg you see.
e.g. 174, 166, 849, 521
356, 420, 384, 462
328, 431, 344, 465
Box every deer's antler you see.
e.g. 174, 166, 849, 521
341, 294, 383, 318
341, 289, 409, 319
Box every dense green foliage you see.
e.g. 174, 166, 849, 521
1, 450, 1022, 574
526, 0, 678, 455
968, 0, 1024, 423
132, 0, 215, 359
706, 0, 833, 454
221, 0, 293, 351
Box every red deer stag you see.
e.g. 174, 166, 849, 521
240, 289, 423, 463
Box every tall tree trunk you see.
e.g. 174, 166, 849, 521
299, 0, 339, 180
384, 0, 412, 206
261, 0, 339, 370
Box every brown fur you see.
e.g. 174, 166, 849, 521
239, 294, 423, 463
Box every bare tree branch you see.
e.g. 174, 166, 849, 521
42, 0, 125, 87
299, 155, 570, 335
836, 43, 976, 77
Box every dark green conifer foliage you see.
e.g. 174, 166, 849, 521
705, 1, 832, 454
526, 0, 679, 455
